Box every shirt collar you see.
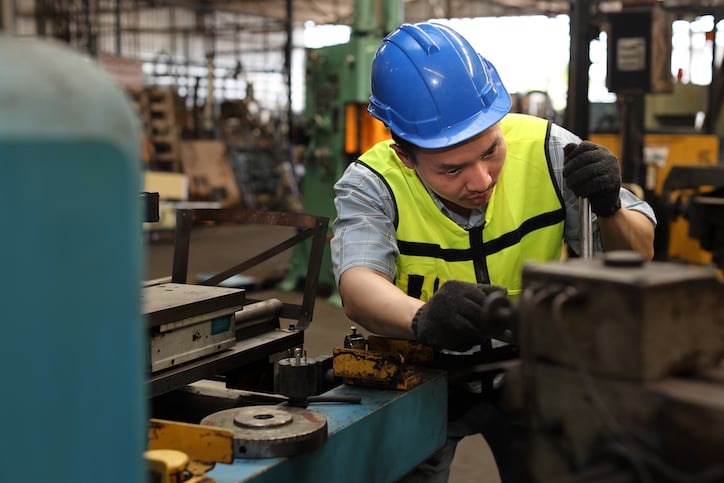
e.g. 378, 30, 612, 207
420, 181, 486, 229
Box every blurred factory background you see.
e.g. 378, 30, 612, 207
2, 1, 724, 482
4, 0, 724, 283
3, 0, 724, 275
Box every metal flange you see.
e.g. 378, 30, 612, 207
200, 405, 327, 458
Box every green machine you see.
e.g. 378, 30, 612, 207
280, 0, 402, 304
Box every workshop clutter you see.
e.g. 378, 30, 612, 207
134, 86, 303, 239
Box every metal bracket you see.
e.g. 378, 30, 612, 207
170, 208, 329, 331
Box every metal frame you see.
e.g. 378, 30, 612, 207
147, 208, 328, 398
171, 208, 329, 330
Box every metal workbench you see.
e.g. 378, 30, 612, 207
207, 370, 447, 483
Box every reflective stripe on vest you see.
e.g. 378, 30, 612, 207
358, 113, 565, 301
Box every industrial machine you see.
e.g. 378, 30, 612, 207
280, 0, 397, 300
590, 130, 720, 265
506, 189, 724, 481
142, 206, 448, 482
510, 253, 724, 482
654, 164, 724, 269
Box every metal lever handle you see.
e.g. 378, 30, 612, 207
579, 197, 593, 259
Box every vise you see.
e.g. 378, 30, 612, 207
513, 251, 724, 481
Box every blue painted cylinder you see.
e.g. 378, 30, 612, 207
0, 37, 146, 482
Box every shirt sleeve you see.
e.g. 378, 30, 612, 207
548, 123, 658, 256
331, 161, 399, 285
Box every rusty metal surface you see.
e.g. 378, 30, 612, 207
521, 256, 724, 381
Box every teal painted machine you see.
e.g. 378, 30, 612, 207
0, 37, 146, 482
280, 0, 401, 302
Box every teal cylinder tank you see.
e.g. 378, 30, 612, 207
0, 37, 146, 481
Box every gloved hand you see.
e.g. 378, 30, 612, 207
563, 141, 622, 217
411, 280, 508, 351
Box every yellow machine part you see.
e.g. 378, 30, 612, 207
590, 133, 719, 265
333, 337, 432, 390
333, 347, 404, 383
345, 103, 389, 155
367, 335, 434, 363
145, 448, 214, 483
148, 418, 235, 464
146, 419, 235, 483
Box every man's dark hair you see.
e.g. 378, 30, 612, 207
391, 132, 419, 164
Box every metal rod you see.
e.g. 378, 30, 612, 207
234, 298, 284, 325
171, 209, 193, 283
580, 197, 593, 259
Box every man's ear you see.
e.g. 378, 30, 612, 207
391, 143, 415, 169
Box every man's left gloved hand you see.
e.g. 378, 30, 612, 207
563, 141, 622, 217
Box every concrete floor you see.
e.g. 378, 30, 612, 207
145, 223, 500, 483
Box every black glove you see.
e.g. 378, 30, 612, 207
411, 280, 508, 351
563, 141, 621, 217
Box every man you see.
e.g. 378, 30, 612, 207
330, 22, 656, 482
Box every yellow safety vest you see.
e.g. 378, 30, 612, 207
358, 113, 565, 300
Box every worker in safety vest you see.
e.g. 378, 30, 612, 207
331, 22, 656, 482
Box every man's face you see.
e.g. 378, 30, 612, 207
393, 124, 507, 216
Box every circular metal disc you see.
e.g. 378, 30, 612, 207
234, 406, 294, 428
200, 405, 327, 458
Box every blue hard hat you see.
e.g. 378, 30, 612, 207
368, 22, 512, 150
